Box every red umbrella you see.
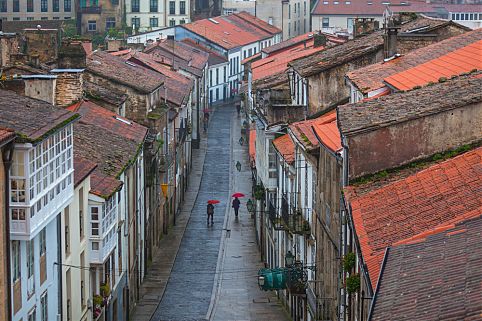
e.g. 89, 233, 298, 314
207, 200, 220, 204
232, 193, 245, 198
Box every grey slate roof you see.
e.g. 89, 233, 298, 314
369, 216, 482, 321
337, 73, 482, 136
0, 89, 78, 143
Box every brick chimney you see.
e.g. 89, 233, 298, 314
58, 40, 87, 68
51, 69, 84, 107
22, 74, 57, 105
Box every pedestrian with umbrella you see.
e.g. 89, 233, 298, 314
231, 193, 244, 217
207, 200, 219, 225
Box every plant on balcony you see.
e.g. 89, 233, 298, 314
100, 283, 110, 298
302, 220, 310, 232
93, 294, 104, 307
253, 185, 265, 200
343, 252, 356, 271
346, 274, 360, 294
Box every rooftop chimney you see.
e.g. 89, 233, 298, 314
383, 18, 400, 59
313, 31, 327, 47
51, 69, 84, 107
22, 74, 57, 105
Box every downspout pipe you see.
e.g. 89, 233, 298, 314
2, 141, 14, 321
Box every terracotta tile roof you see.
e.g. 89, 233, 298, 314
347, 28, 482, 94
311, 111, 341, 153
241, 52, 261, 65
110, 48, 132, 56
262, 32, 344, 55
383, 39, 482, 91
143, 43, 205, 78
289, 16, 456, 78
181, 39, 228, 66
127, 52, 194, 107
289, 110, 340, 152
84, 81, 128, 107
252, 40, 325, 85
312, 0, 482, 16
0, 128, 15, 146
345, 147, 482, 289
73, 156, 97, 187
273, 134, 295, 164
337, 73, 482, 137
249, 129, 256, 167
181, 12, 280, 50
145, 39, 209, 74
68, 100, 147, 198
68, 100, 148, 142
233, 11, 281, 35
369, 216, 482, 321
89, 171, 123, 199
87, 51, 164, 94
0, 89, 79, 143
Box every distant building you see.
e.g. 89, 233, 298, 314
222, 0, 255, 16
256, 0, 310, 40
311, 0, 482, 35
0, 0, 73, 21
125, 0, 190, 33
78, 0, 123, 35
176, 12, 282, 97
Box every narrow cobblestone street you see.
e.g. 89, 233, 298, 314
132, 101, 289, 321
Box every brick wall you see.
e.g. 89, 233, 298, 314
23, 29, 59, 63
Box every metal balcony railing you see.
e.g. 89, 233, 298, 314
280, 195, 311, 235
268, 200, 286, 230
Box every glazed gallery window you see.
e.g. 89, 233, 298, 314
12, 241, 21, 282
91, 206, 100, 236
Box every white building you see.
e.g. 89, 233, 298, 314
61, 157, 96, 321
256, 0, 310, 40
125, 0, 190, 32
176, 12, 282, 97
1, 89, 78, 321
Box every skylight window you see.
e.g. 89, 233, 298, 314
334, 1, 339, 4
345, 1, 351, 3
323, 1, 328, 4
208, 18, 219, 24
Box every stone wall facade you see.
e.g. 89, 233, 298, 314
346, 101, 482, 179
54, 72, 84, 107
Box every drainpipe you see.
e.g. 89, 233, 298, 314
2, 141, 14, 321
57, 212, 63, 318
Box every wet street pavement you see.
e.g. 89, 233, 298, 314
135, 100, 290, 321
151, 105, 232, 320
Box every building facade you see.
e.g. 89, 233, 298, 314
0, 0, 74, 21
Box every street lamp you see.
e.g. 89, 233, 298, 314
246, 199, 254, 213
239, 136, 244, 145
235, 161, 242, 172
285, 251, 295, 267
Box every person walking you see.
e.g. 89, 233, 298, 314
203, 113, 209, 133
236, 104, 241, 116
207, 203, 214, 225
232, 197, 240, 217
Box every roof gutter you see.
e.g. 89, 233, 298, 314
367, 247, 390, 321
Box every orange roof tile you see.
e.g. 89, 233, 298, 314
0, 127, 15, 146
345, 147, 482, 290
347, 28, 482, 94
181, 12, 280, 50
252, 40, 324, 82
384, 39, 482, 91
311, 111, 341, 153
273, 134, 295, 164
289, 110, 340, 152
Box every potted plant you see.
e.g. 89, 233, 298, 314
345, 273, 360, 294
100, 283, 110, 298
93, 294, 104, 307
254, 185, 265, 200
343, 252, 356, 271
